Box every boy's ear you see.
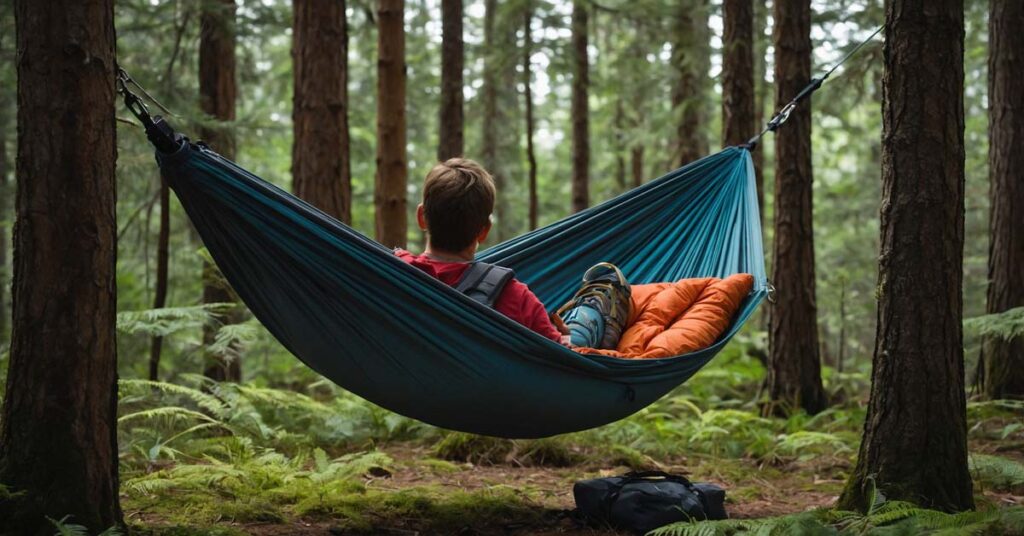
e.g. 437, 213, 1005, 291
416, 204, 428, 231
476, 221, 492, 244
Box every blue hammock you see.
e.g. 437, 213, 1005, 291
157, 143, 767, 439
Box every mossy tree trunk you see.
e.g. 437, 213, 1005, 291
980, 0, 1024, 399
0, 0, 122, 532
292, 0, 351, 224
838, 0, 973, 513
766, 0, 827, 416
375, 0, 408, 248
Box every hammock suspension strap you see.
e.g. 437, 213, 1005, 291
744, 25, 883, 150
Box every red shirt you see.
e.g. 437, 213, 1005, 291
395, 250, 562, 342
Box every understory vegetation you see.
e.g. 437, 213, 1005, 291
110, 329, 1024, 535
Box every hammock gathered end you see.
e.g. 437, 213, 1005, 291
156, 142, 766, 438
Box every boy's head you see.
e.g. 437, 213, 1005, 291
417, 158, 495, 253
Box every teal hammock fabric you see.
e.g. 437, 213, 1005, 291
157, 143, 767, 439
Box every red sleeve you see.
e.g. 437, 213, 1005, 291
494, 280, 562, 342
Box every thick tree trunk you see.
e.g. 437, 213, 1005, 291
149, 176, 170, 381
722, 0, 755, 148
199, 0, 242, 382
375, 0, 407, 248
765, 0, 826, 416
292, 0, 351, 224
480, 0, 503, 236
523, 4, 538, 230
0, 1, 122, 532
671, 0, 710, 167
438, 0, 464, 161
980, 0, 1024, 399
838, 0, 972, 512
571, 0, 589, 213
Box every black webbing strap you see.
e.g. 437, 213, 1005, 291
744, 25, 883, 150
116, 67, 182, 153
455, 262, 515, 308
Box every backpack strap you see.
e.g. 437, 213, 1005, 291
455, 262, 515, 308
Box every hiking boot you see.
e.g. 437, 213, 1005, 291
558, 263, 632, 349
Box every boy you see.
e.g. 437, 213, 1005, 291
396, 158, 630, 349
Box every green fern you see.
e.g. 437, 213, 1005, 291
970, 453, 1024, 491
116, 303, 233, 337
964, 306, 1024, 341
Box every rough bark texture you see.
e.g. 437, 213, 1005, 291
375, 0, 407, 248
671, 0, 710, 167
149, 176, 170, 381
838, 0, 973, 513
199, 0, 242, 382
438, 0, 464, 161
981, 0, 1024, 399
0, 85, 7, 340
523, 5, 538, 230
631, 146, 644, 188
0, 0, 123, 532
480, 0, 502, 234
571, 0, 589, 213
722, 0, 755, 148
752, 0, 767, 215
766, 0, 826, 416
292, 0, 351, 224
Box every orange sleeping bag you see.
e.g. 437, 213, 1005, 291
576, 273, 754, 359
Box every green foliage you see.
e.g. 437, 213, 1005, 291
971, 454, 1024, 492
433, 432, 514, 465
47, 516, 123, 536
964, 307, 1024, 341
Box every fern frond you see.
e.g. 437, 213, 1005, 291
116, 303, 233, 336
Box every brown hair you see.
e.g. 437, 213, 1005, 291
422, 158, 496, 252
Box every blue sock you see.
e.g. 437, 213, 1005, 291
563, 304, 605, 348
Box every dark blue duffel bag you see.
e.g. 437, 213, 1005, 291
572, 471, 727, 534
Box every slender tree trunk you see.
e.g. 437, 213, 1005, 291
765, 0, 826, 416
438, 0, 464, 161
722, 0, 756, 149
631, 146, 644, 188
980, 0, 1024, 399
292, 0, 351, 224
0, 1, 122, 532
838, 0, 972, 512
614, 99, 627, 193
149, 176, 170, 381
571, 0, 589, 212
523, 4, 538, 230
480, 0, 503, 236
752, 0, 767, 216
199, 0, 242, 382
375, 0, 407, 248
671, 0, 710, 167
0, 88, 7, 340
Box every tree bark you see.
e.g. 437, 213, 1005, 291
765, 0, 826, 416
438, 0, 464, 161
199, 0, 242, 382
671, 0, 710, 167
571, 0, 589, 212
375, 0, 408, 248
980, 0, 1024, 399
838, 0, 973, 512
631, 146, 644, 188
752, 0, 767, 216
480, 0, 502, 235
0, 0, 122, 532
523, 4, 538, 230
722, 0, 755, 148
0, 82, 7, 341
149, 175, 170, 381
292, 0, 351, 224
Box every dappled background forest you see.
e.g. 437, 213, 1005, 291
0, 0, 1022, 534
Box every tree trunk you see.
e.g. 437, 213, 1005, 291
292, 0, 351, 224
838, 0, 972, 512
722, 0, 755, 149
752, 0, 767, 216
375, 0, 407, 248
765, 0, 826, 416
0, 85, 7, 341
438, 0, 464, 161
149, 176, 170, 381
199, 0, 242, 382
571, 0, 589, 213
671, 0, 710, 167
631, 146, 644, 188
523, 4, 538, 230
0, 0, 122, 532
480, 0, 502, 235
376, 0, 407, 248
980, 0, 1024, 399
